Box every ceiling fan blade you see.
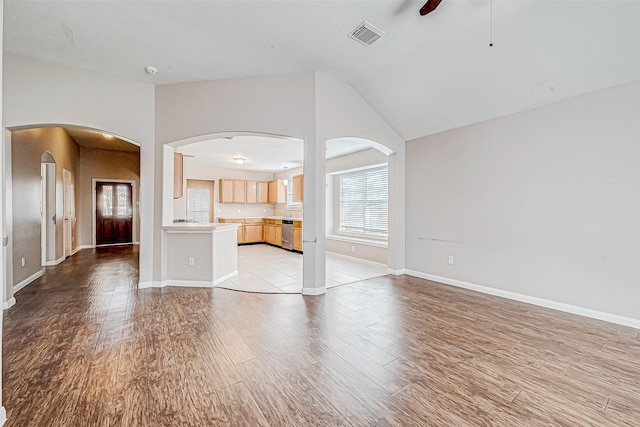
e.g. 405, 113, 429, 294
419, 0, 443, 16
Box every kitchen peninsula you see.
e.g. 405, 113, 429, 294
158, 222, 241, 288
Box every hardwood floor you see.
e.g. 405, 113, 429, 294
3, 246, 640, 426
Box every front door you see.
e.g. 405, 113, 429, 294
96, 182, 133, 246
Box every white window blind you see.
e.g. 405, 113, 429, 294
339, 165, 388, 238
187, 188, 210, 223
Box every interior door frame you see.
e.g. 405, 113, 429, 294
92, 178, 137, 247
62, 168, 73, 258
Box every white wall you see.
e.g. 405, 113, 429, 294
315, 74, 405, 272
3, 53, 155, 287
406, 80, 640, 322
155, 72, 324, 291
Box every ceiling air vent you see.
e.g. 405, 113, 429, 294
348, 21, 385, 46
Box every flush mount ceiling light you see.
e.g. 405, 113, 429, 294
101, 133, 113, 139
233, 157, 246, 165
145, 65, 158, 75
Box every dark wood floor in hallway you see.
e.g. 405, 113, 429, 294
3, 246, 640, 426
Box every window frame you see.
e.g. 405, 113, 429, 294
337, 164, 388, 240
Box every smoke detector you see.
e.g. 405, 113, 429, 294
348, 21, 385, 46
145, 66, 158, 75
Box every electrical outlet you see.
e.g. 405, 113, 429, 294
21, 256, 26, 267
351, 246, 356, 253
448, 255, 454, 265
188, 257, 195, 266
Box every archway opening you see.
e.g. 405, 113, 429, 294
324, 137, 395, 289
163, 132, 305, 293
5, 124, 141, 305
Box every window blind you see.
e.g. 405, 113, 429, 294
339, 165, 388, 237
187, 188, 210, 223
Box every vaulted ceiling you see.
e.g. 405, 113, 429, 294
5, 1, 640, 141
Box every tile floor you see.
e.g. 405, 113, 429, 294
217, 243, 388, 293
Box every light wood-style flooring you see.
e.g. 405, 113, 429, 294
3, 246, 640, 426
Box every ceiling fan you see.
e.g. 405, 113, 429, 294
419, 0, 443, 16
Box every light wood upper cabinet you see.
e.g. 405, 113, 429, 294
246, 180, 257, 204
292, 174, 303, 202
219, 179, 234, 203
257, 181, 269, 204
268, 179, 287, 204
173, 153, 183, 199
233, 180, 246, 203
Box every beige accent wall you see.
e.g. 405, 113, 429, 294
11, 127, 80, 286
78, 146, 140, 246
406, 80, 640, 321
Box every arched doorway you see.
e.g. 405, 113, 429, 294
4, 125, 141, 306
324, 137, 396, 289
162, 132, 305, 293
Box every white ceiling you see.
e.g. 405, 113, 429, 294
5, 1, 640, 140
177, 135, 372, 173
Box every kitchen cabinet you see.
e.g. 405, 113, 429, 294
257, 181, 269, 204
275, 223, 282, 246
219, 179, 234, 203
244, 219, 263, 243
293, 221, 302, 251
292, 174, 303, 202
173, 153, 183, 199
233, 180, 246, 203
267, 179, 286, 204
245, 180, 257, 204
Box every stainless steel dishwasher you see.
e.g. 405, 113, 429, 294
281, 220, 294, 250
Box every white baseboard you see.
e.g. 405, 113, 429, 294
164, 280, 215, 288
404, 270, 640, 329
326, 251, 387, 268
213, 270, 238, 285
44, 256, 65, 266
139, 277, 237, 289
73, 245, 94, 255
0, 405, 6, 426
138, 281, 164, 289
387, 268, 406, 276
3, 297, 16, 310
302, 287, 326, 296
14, 270, 43, 293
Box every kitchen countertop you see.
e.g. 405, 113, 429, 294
217, 216, 302, 221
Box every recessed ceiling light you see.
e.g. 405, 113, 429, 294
233, 157, 246, 165
145, 66, 158, 75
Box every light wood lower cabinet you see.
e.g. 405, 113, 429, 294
244, 219, 263, 243
293, 221, 302, 251
217, 218, 299, 251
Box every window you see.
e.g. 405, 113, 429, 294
339, 165, 388, 238
187, 188, 210, 223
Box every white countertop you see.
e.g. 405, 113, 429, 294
164, 223, 240, 231
216, 216, 302, 221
